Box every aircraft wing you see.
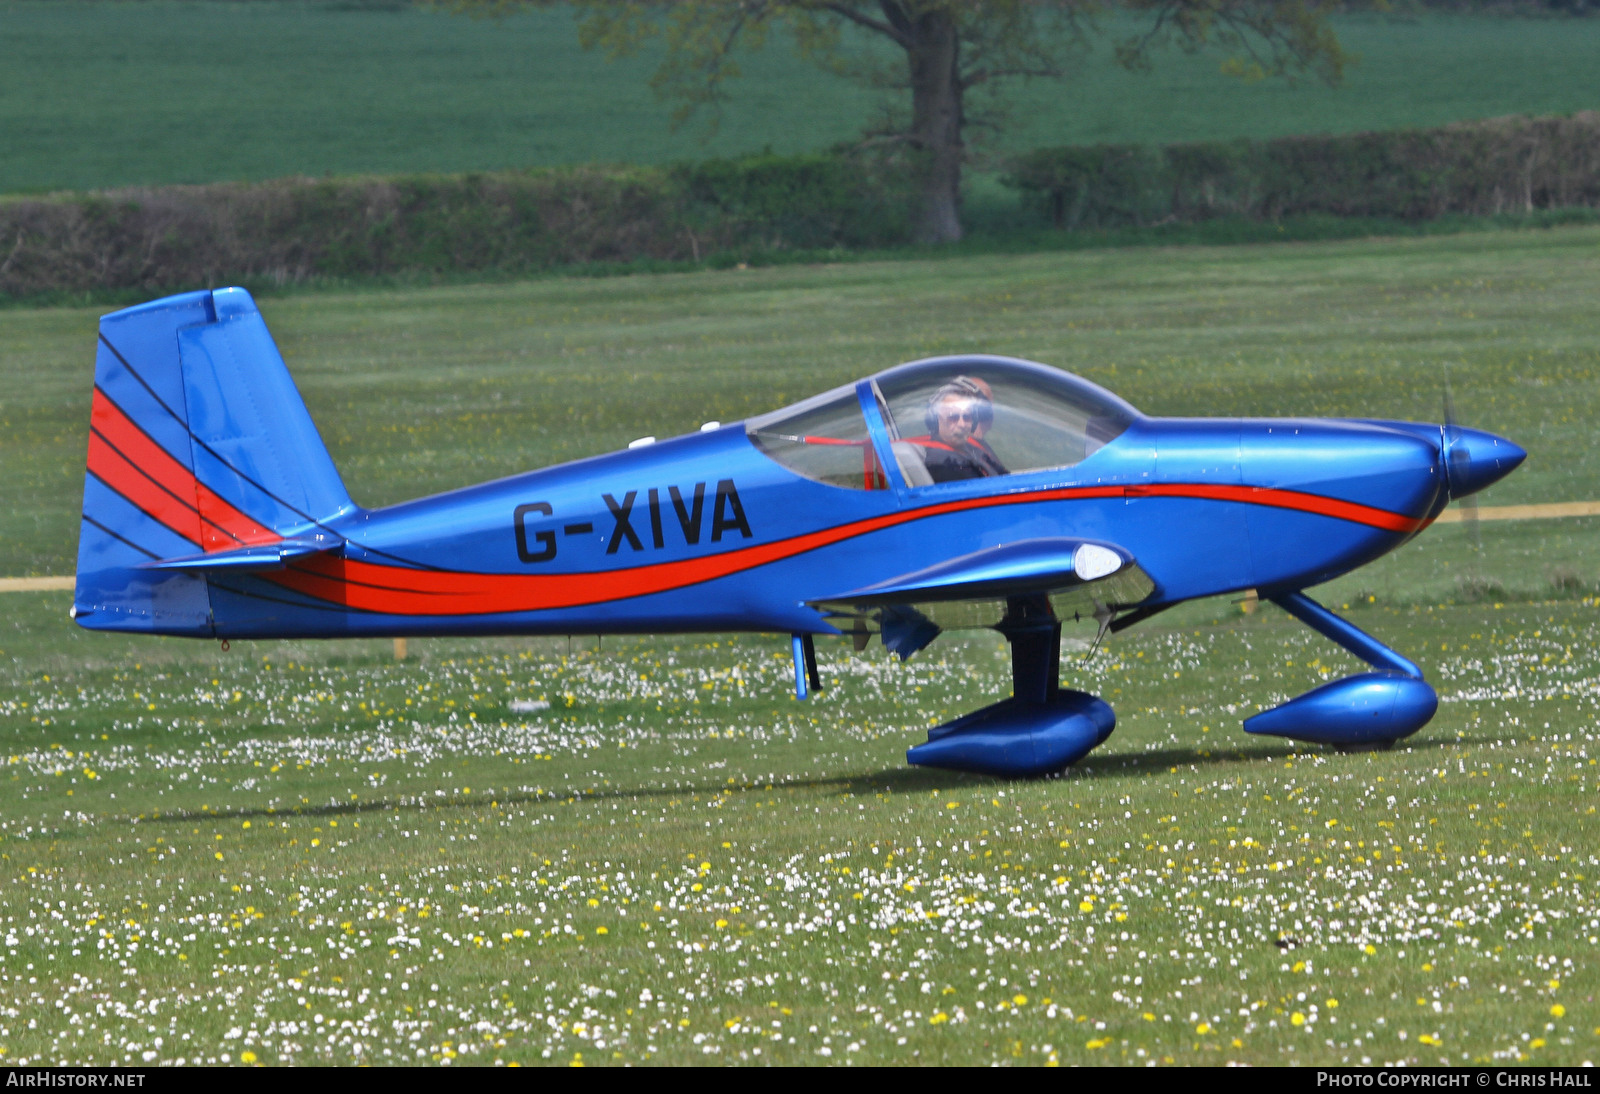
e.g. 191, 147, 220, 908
808, 537, 1155, 657
142, 537, 336, 573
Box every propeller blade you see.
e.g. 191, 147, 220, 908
1442, 370, 1481, 550
1461, 491, 1481, 550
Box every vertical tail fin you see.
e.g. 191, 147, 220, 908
75, 287, 353, 634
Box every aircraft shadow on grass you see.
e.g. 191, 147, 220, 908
126, 728, 1498, 830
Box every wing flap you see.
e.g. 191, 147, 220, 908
808, 537, 1155, 644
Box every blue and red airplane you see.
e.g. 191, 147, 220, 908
73, 287, 1524, 776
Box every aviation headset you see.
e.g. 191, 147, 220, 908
924, 375, 995, 436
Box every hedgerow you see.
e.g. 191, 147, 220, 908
1004, 113, 1600, 228
0, 152, 914, 298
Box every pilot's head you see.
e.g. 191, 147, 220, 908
925, 375, 993, 446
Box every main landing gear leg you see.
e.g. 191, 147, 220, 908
790, 634, 822, 700
1244, 591, 1438, 749
907, 598, 1116, 778
1008, 624, 1060, 705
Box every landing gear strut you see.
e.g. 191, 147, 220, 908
907, 596, 1115, 778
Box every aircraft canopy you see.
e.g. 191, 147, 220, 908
746, 356, 1139, 490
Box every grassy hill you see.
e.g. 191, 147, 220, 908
3, 1, 1600, 194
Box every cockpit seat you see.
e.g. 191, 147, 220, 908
891, 440, 934, 487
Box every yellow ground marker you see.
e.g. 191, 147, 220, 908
4, 502, 1596, 595
1433, 500, 1600, 523
0, 576, 74, 593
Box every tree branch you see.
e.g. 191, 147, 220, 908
814, 1, 911, 48
876, 0, 916, 44
1134, 3, 1174, 56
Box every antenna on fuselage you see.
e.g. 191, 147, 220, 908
1084, 603, 1115, 659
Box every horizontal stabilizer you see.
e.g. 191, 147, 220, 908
143, 537, 337, 573
809, 537, 1154, 637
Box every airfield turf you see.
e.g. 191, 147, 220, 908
1, 228, 1599, 1064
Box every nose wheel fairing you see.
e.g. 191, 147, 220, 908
1244, 670, 1437, 747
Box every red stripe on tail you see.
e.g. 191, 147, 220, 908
85, 429, 203, 547
90, 388, 281, 550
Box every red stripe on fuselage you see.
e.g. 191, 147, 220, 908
1124, 482, 1424, 535
89, 388, 281, 550
265, 480, 1423, 617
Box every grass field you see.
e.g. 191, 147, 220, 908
2, 228, 1599, 1064
4, 2, 1600, 194
2, 599, 1598, 1066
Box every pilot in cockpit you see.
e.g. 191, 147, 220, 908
912, 375, 1007, 482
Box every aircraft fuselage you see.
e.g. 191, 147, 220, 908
202, 414, 1477, 640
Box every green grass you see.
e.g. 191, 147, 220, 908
4, 2, 1600, 194
3, 229, 1600, 1064
2, 594, 1598, 1065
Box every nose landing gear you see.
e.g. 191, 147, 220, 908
1244, 591, 1437, 748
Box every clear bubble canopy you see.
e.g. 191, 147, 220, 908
747, 356, 1141, 490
